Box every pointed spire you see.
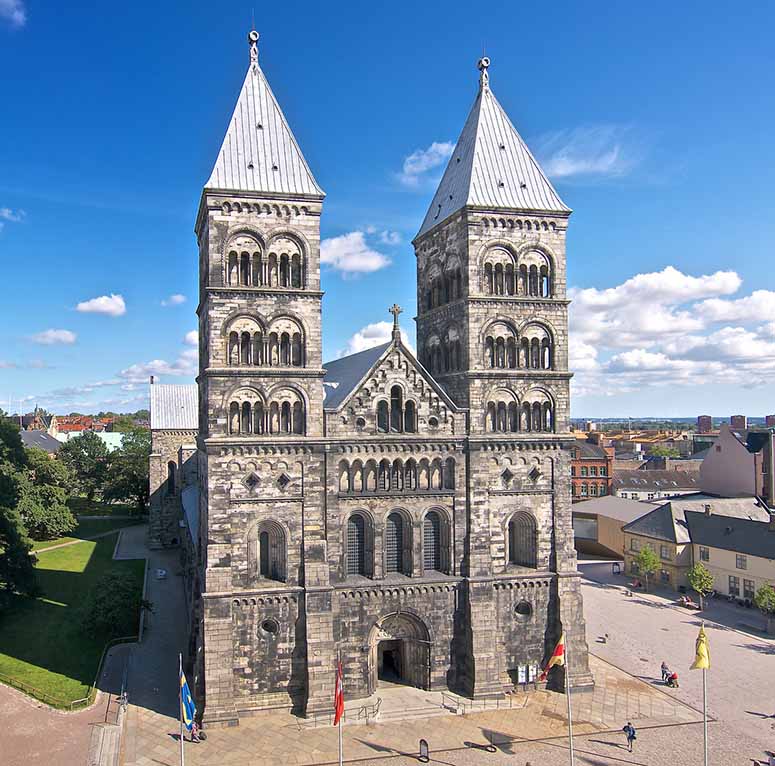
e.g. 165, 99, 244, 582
415, 59, 568, 239
389, 304, 403, 342
204, 31, 324, 197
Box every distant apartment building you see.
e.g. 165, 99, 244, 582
697, 415, 713, 433
766, 415, 775, 427
571, 439, 614, 501
612, 469, 699, 501
699, 424, 775, 506
730, 414, 748, 430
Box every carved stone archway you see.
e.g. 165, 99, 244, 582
367, 612, 431, 694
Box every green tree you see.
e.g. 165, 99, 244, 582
754, 583, 775, 635
110, 415, 136, 432
58, 431, 109, 502
80, 570, 146, 637
634, 546, 660, 591
0, 505, 37, 604
0, 420, 27, 468
16, 477, 76, 540
687, 562, 714, 608
25, 446, 72, 490
103, 428, 151, 513
648, 445, 681, 458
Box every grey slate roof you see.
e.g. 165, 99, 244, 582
574, 440, 607, 459
572, 495, 650, 524
322, 343, 390, 409
205, 51, 324, 197
613, 469, 699, 493
623, 502, 691, 544
20, 430, 61, 454
664, 494, 771, 522
684, 511, 775, 560
150, 384, 198, 430
416, 67, 568, 239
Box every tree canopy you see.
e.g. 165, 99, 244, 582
58, 431, 109, 502
634, 546, 660, 590
103, 428, 151, 512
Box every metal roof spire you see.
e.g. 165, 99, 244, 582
248, 29, 259, 70
478, 56, 490, 91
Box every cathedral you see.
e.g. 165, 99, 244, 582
149, 30, 592, 726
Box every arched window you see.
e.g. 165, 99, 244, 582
486, 337, 495, 368
385, 512, 408, 574
484, 263, 494, 294
240, 332, 251, 365
528, 265, 539, 296
240, 252, 250, 286
346, 514, 366, 575
378, 459, 390, 491
241, 401, 252, 434
390, 386, 403, 432
404, 460, 418, 490
228, 332, 239, 365
279, 254, 289, 287
507, 338, 517, 368
291, 333, 302, 366
496, 338, 505, 368
292, 401, 304, 434
228, 251, 238, 285
508, 512, 537, 568
487, 402, 496, 431
404, 400, 416, 433
248, 521, 286, 582
391, 459, 403, 491
377, 400, 389, 433
229, 401, 240, 434
253, 401, 265, 434
252, 333, 263, 365
508, 402, 519, 432
167, 461, 177, 495
280, 333, 290, 365
291, 254, 301, 287
281, 401, 291, 433
423, 511, 442, 571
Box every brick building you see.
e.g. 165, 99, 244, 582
150, 32, 592, 726
697, 415, 712, 433
570, 439, 614, 502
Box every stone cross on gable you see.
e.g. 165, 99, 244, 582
389, 304, 402, 341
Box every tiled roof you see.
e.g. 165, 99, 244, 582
322, 343, 390, 409
20, 430, 61, 454
613, 469, 699, 492
205, 43, 323, 198
685, 510, 775, 559
574, 440, 607, 459
150, 384, 198, 430
623, 502, 691, 544
416, 62, 568, 239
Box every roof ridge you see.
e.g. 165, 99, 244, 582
205, 47, 323, 197
416, 63, 568, 239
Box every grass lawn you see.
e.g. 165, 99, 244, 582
67, 496, 138, 517
0, 533, 145, 706
31, 517, 142, 552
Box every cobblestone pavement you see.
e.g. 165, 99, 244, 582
123, 651, 701, 765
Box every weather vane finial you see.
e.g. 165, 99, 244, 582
389, 304, 403, 341
478, 56, 490, 90
248, 29, 259, 69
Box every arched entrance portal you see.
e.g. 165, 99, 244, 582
368, 612, 431, 693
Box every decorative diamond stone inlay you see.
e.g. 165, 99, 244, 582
243, 472, 260, 491
501, 468, 514, 485
277, 473, 291, 490
529, 467, 542, 482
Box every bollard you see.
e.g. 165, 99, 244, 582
418, 739, 429, 763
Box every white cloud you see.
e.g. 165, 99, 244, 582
184, 330, 198, 346
379, 230, 402, 246
0, 360, 17, 369
76, 293, 126, 317
338, 321, 414, 358
161, 293, 187, 307
0, 1, 25, 28
570, 266, 775, 399
320, 231, 391, 276
0, 207, 25, 222
119, 356, 197, 383
537, 125, 641, 180
397, 141, 454, 187
30, 329, 77, 345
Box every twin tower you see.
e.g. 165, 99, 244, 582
191, 32, 591, 724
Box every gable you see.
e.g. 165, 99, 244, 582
324, 342, 462, 439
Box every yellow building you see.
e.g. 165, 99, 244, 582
684, 510, 775, 602
622, 502, 692, 590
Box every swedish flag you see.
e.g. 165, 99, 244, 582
180, 669, 196, 731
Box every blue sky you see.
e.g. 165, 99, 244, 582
1, 1, 774, 418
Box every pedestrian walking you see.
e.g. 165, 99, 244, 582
622, 721, 637, 751
661, 661, 669, 682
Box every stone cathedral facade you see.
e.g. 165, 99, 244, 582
178, 32, 592, 725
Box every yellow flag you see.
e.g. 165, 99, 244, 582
690, 624, 710, 670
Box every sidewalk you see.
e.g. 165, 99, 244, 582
580, 561, 775, 641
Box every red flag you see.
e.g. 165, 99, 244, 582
333, 661, 344, 726
539, 632, 566, 682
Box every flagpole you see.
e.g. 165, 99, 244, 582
179, 653, 185, 766
338, 652, 343, 766
702, 667, 708, 766
565, 650, 575, 766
